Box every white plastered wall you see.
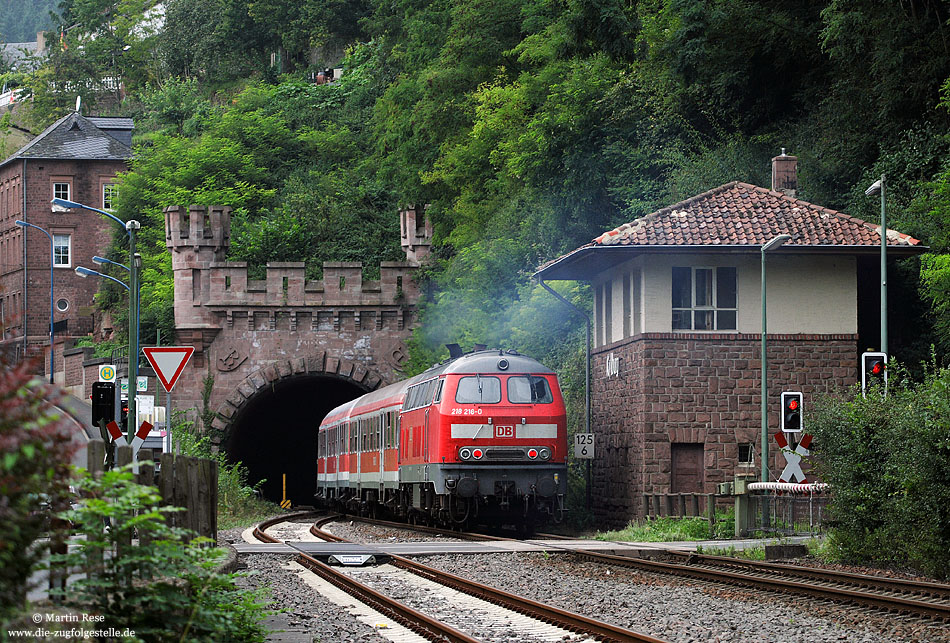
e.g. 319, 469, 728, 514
592, 253, 857, 346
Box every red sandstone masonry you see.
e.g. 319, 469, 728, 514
591, 332, 858, 527
163, 205, 425, 441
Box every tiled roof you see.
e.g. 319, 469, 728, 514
593, 182, 921, 248
3, 112, 132, 165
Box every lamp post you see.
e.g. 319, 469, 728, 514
75, 265, 130, 291
14, 220, 54, 384
52, 197, 140, 440
865, 175, 887, 355
760, 233, 791, 530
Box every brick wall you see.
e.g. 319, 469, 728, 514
591, 332, 858, 526
0, 158, 126, 351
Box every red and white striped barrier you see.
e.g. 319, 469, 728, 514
747, 482, 830, 494
105, 420, 127, 447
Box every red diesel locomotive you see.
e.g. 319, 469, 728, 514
316, 349, 567, 528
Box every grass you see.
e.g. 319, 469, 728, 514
595, 515, 728, 542
169, 414, 281, 531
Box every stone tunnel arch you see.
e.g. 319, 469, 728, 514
214, 358, 382, 504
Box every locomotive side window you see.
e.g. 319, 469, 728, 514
404, 378, 439, 411
455, 376, 501, 404
507, 376, 554, 404
434, 379, 444, 403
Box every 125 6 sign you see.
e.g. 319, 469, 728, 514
574, 433, 595, 459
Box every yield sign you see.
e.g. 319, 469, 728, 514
142, 346, 195, 392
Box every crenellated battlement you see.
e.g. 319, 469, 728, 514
164, 205, 421, 331
165, 205, 231, 261
400, 204, 432, 264
203, 260, 417, 308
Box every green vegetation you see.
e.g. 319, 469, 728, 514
0, 361, 75, 621
170, 412, 278, 529
0, 0, 56, 43
51, 465, 271, 642
595, 513, 734, 542
809, 362, 950, 579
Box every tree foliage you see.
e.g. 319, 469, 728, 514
0, 360, 75, 618
809, 363, 950, 579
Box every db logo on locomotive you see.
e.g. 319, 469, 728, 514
494, 425, 515, 438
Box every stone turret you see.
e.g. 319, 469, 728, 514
400, 205, 432, 264
165, 205, 232, 328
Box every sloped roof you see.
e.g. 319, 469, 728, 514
537, 181, 925, 280
1, 112, 133, 166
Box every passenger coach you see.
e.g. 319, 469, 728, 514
316, 349, 568, 528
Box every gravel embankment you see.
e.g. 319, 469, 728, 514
222, 519, 950, 643
219, 524, 391, 642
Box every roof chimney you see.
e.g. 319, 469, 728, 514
771, 148, 797, 197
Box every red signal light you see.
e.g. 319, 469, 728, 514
871, 362, 884, 376
788, 399, 799, 411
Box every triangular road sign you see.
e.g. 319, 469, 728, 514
142, 346, 195, 392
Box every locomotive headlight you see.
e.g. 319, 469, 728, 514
527, 448, 539, 459
538, 447, 552, 461
459, 448, 472, 461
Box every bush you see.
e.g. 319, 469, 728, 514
52, 465, 271, 642
0, 363, 75, 620
809, 362, 950, 579
170, 412, 276, 528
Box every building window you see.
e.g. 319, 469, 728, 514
738, 443, 755, 467
53, 234, 71, 267
102, 183, 118, 210
56, 298, 69, 312
53, 182, 70, 202
672, 266, 737, 331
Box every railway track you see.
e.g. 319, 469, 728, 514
328, 514, 950, 624
254, 513, 667, 642
579, 549, 950, 622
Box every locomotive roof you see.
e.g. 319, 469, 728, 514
435, 350, 555, 375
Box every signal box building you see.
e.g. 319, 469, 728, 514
0, 111, 133, 379
535, 154, 925, 525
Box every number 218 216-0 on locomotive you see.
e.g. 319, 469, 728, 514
316, 348, 568, 530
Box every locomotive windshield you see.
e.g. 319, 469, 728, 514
507, 375, 554, 404
455, 376, 501, 403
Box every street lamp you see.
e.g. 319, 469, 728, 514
75, 265, 130, 291
93, 255, 129, 272
760, 233, 792, 516
14, 220, 54, 384
52, 197, 141, 441
865, 175, 887, 355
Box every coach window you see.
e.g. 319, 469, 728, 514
455, 376, 501, 404
507, 376, 554, 404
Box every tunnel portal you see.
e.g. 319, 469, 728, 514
225, 375, 368, 504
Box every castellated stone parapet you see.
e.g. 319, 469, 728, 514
164, 204, 419, 333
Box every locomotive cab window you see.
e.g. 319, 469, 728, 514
455, 376, 501, 404
507, 376, 554, 404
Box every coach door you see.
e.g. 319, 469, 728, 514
671, 443, 704, 493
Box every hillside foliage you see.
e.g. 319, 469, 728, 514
4, 0, 950, 406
